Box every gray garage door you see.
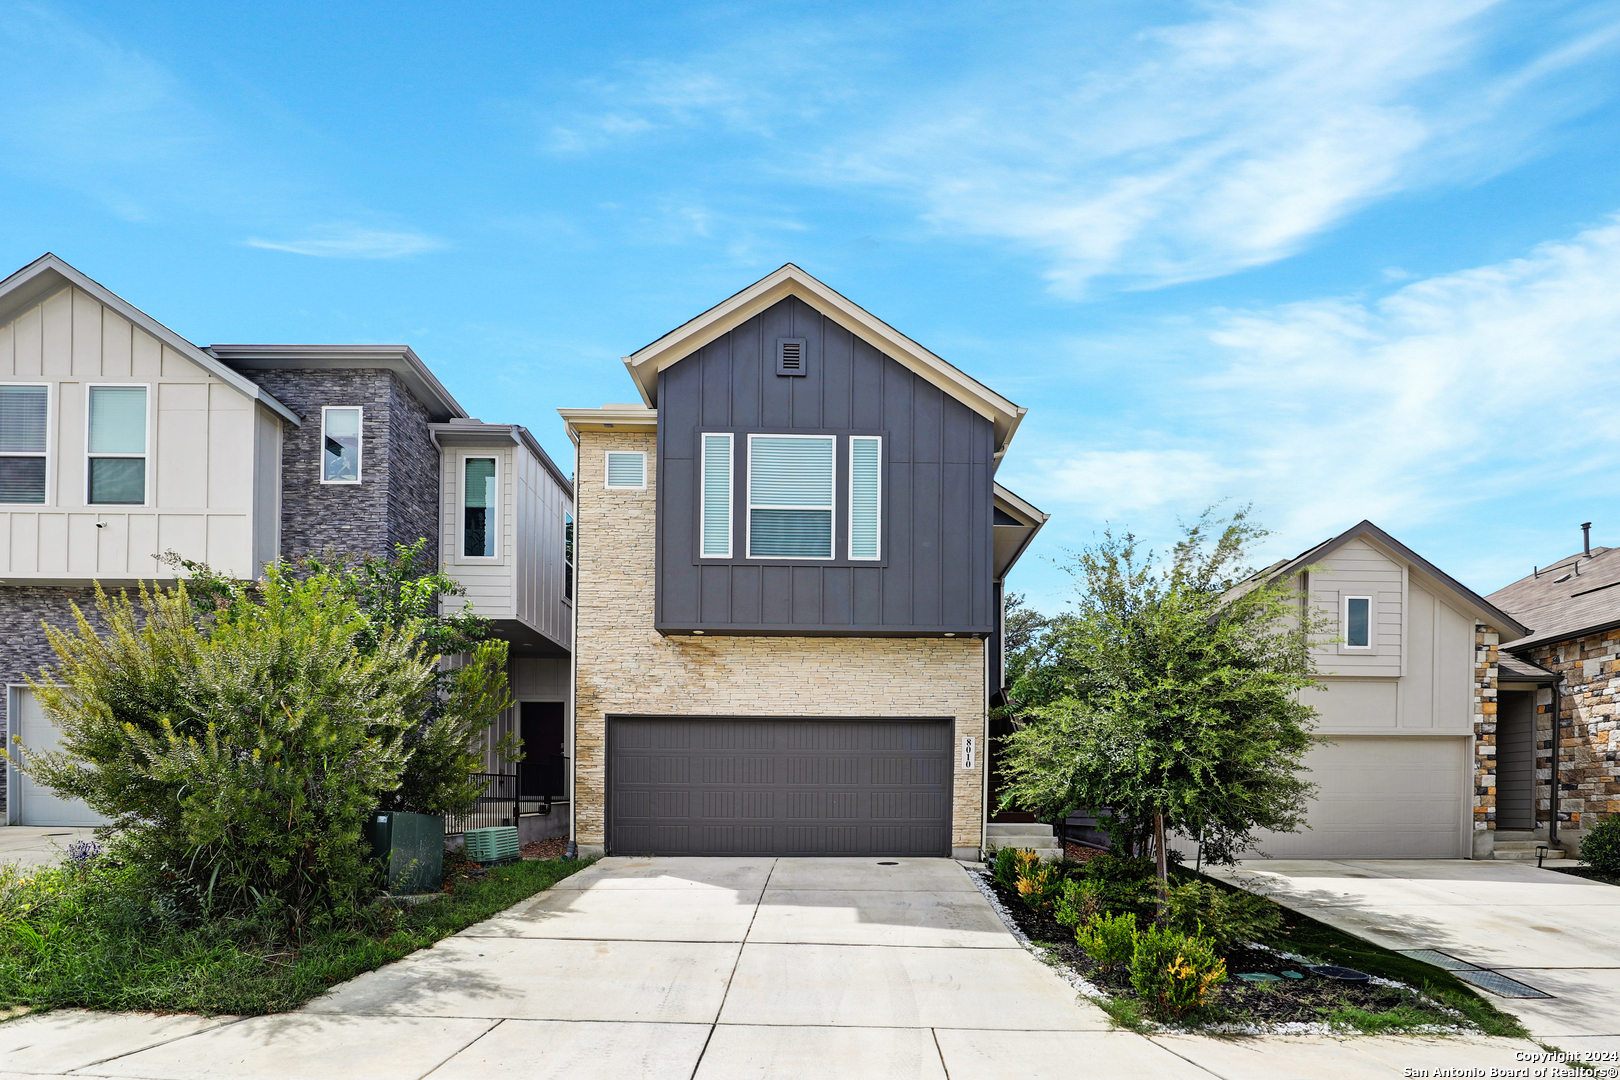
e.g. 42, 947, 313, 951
608, 716, 952, 857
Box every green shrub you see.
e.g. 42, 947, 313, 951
1129, 924, 1227, 1017
1054, 877, 1106, 928
1579, 817, 1620, 877
1076, 910, 1138, 971
1166, 880, 1282, 949
1016, 863, 1064, 914
990, 847, 1024, 891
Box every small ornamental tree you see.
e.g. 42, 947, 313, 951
998, 507, 1326, 905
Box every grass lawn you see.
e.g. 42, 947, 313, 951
0, 855, 593, 1016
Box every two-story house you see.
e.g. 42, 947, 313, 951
561, 264, 1045, 861
0, 254, 574, 834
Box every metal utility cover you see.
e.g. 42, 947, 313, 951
607, 716, 952, 857
1450, 970, 1554, 999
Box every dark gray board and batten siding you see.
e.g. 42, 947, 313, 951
655, 296, 996, 635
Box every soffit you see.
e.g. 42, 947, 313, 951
622, 264, 1026, 458
207, 343, 466, 423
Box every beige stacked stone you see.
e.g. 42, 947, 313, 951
1473, 623, 1501, 834
571, 428, 987, 858
1526, 628, 1620, 849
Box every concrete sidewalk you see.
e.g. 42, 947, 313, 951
0, 857, 1555, 1079
1210, 858, 1620, 1059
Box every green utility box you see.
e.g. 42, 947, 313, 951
464, 826, 521, 865
364, 811, 444, 894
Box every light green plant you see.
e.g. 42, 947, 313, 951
1015, 862, 1064, 914
1165, 880, 1282, 949
1054, 877, 1106, 928
1129, 923, 1228, 1017
1076, 910, 1139, 971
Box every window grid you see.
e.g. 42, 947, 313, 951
0, 383, 50, 505
320, 406, 363, 484
85, 385, 149, 506
746, 433, 836, 560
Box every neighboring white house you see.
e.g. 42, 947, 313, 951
1237, 521, 1528, 860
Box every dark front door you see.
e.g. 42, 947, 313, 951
1497, 690, 1536, 831
607, 716, 953, 857
520, 701, 566, 799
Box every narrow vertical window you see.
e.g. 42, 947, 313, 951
0, 384, 49, 504
87, 386, 147, 505
747, 434, 835, 559
700, 433, 733, 558
1345, 596, 1371, 648
604, 451, 646, 489
463, 457, 498, 558
849, 435, 881, 560
321, 406, 362, 483
564, 511, 574, 600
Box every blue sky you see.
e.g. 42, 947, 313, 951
5, 0, 1620, 614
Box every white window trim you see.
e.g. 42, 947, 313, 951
458, 452, 502, 562
1342, 594, 1375, 651
847, 434, 881, 561
603, 450, 647, 491
319, 405, 364, 485
699, 432, 733, 559
563, 510, 574, 604
0, 382, 52, 507
84, 383, 151, 507
745, 432, 837, 561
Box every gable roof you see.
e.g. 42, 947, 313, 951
1264, 519, 1529, 640
205, 344, 467, 422
0, 254, 301, 426
993, 483, 1048, 581
621, 264, 1026, 460
1487, 544, 1620, 652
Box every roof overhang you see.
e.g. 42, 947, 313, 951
559, 404, 658, 440
430, 420, 572, 492
993, 483, 1049, 581
206, 343, 466, 423
1272, 519, 1530, 641
0, 254, 301, 426
621, 264, 1026, 462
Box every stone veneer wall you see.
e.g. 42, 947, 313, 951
1473, 623, 1501, 843
1526, 628, 1620, 848
0, 586, 103, 812
571, 428, 987, 858
239, 368, 440, 568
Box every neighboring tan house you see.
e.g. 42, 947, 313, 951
1232, 521, 1533, 860
0, 254, 574, 836
560, 263, 1045, 861
1487, 525, 1620, 858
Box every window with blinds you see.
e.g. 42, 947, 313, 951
87, 385, 147, 505
463, 457, 498, 558
605, 451, 646, 489
849, 435, 881, 559
748, 434, 834, 559
321, 406, 362, 483
700, 433, 733, 558
0, 384, 49, 504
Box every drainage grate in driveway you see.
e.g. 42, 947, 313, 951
1397, 949, 1479, 970
1450, 970, 1553, 999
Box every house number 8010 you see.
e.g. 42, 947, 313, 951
961, 736, 977, 770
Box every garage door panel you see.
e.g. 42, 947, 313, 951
1250, 736, 1466, 859
10, 687, 111, 827
608, 716, 952, 857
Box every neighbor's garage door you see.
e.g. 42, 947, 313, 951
1254, 736, 1468, 859
9, 688, 110, 827
608, 717, 952, 857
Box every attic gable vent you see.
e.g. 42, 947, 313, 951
776, 337, 807, 376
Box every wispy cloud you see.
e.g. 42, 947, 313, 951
244, 227, 446, 259
834, 0, 1620, 294
1003, 214, 1620, 582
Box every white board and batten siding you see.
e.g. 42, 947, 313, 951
0, 286, 279, 581
1242, 534, 1478, 859
438, 431, 573, 652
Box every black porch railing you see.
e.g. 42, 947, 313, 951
446, 758, 569, 835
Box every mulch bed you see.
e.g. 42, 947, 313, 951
520, 837, 569, 860
1063, 842, 1107, 863
980, 873, 1457, 1027
1548, 865, 1620, 887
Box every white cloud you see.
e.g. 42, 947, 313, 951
244, 227, 446, 259
1001, 215, 1620, 574
831, 0, 1620, 294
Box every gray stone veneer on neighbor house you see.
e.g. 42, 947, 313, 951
241, 368, 441, 567
0, 586, 103, 810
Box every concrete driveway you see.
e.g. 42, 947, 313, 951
0, 856, 1553, 1079
0, 826, 100, 871
1211, 858, 1620, 1058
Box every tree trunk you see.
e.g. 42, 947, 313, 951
1153, 811, 1169, 924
